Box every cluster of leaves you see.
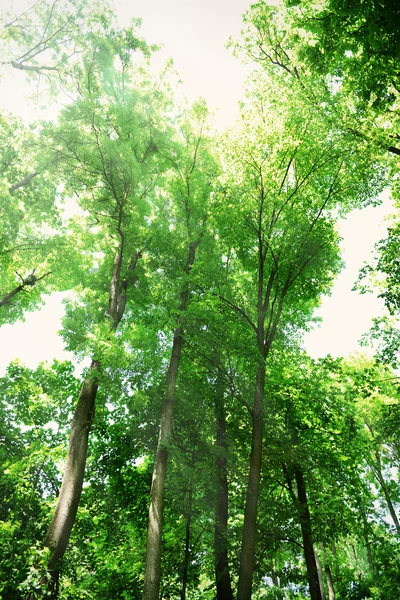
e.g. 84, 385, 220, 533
0, 0, 400, 599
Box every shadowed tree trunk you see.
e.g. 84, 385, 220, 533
214, 381, 234, 600
42, 359, 99, 589
361, 511, 374, 573
142, 240, 200, 600
294, 465, 322, 600
272, 568, 284, 600
0, 271, 51, 308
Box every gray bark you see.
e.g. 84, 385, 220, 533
315, 551, 326, 600
237, 364, 265, 600
44, 360, 99, 573
142, 241, 199, 600
372, 452, 400, 537
325, 564, 335, 600
0, 271, 51, 308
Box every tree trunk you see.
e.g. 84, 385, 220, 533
325, 564, 335, 600
361, 511, 374, 573
142, 241, 199, 600
237, 364, 265, 600
43, 360, 99, 583
271, 571, 283, 600
214, 386, 234, 600
180, 486, 192, 600
27, 246, 138, 598
294, 465, 322, 600
315, 550, 326, 600
372, 453, 400, 537
320, 544, 335, 600
0, 271, 51, 308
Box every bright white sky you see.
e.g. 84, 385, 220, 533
0, 0, 393, 375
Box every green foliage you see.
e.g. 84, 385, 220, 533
0, 360, 80, 598
1, 0, 400, 598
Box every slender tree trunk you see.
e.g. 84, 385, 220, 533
325, 564, 335, 600
237, 364, 265, 600
271, 571, 283, 600
180, 486, 192, 600
372, 453, 400, 537
214, 384, 234, 600
360, 511, 374, 573
0, 271, 51, 308
142, 241, 199, 600
315, 550, 326, 600
320, 544, 335, 600
294, 466, 322, 600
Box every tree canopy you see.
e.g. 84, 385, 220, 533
1, 1, 400, 600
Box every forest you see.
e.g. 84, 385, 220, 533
1, 0, 400, 598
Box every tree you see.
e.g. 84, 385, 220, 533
142, 101, 219, 600
235, 0, 400, 159
23, 26, 165, 596
212, 71, 382, 599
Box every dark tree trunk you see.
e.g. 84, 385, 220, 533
237, 364, 265, 600
142, 241, 199, 600
320, 544, 335, 600
9, 170, 40, 194
0, 271, 51, 308
214, 385, 234, 600
294, 466, 322, 600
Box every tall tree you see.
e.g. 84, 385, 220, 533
24, 28, 166, 596
214, 74, 383, 600
142, 101, 219, 600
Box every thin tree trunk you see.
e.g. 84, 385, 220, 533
180, 486, 192, 600
372, 453, 400, 537
0, 270, 51, 308
271, 571, 283, 600
360, 511, 374, 573
320, 543, 335, 600
294, 465, 322, 600
315, 550, 326, 600
214, 383, 234, 600
9, 170, 40, 194
325, 564, 335, 600
237, 364, 265, 600
142, 241, 199, 600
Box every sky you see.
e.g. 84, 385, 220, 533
0, 0, 394, 375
